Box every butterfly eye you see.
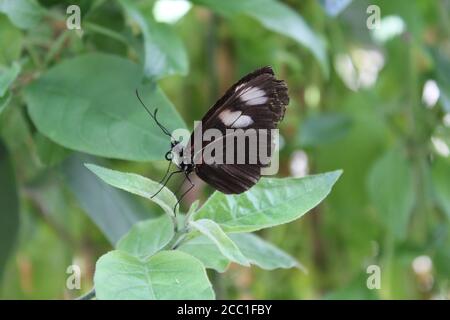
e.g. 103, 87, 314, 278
165, 151, 173, 161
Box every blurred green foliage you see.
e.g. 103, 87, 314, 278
0, 0, 449, 299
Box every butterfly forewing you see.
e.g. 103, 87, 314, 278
183, 66, 289, 194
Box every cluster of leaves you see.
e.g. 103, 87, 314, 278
87, 164, 340, 299
1, 0, 450, 300
0, 0, 342, 299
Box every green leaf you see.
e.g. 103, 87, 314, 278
0, 62, 20, 97
189, 219, 250, 267
319, 0, 352, 16
191, 0, 328, 75
432, 156, 450, 220
35, 133, 70, 167
367, 148, 415, 239
0, 15, 22, 65
299, 113, 352, 147
117, 215, 175, 258
178, 233, 302, 272
0, 0, 45, 29
94, 250, 215, 300
230, 233, 302, 271
186, 200, 200, 218
0, 91, 11, 115
120, 0, 188, 80
193, 171, 342, 232
178, 236, 230, 272
85, 163, 177, 217
24, 53, 186, 161
0, 140, 19, 281
61, 155, 157, 245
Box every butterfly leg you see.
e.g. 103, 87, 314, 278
173, 172, 195, 213
151, 169, 183, 198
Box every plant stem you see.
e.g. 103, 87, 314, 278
76, 288, 96, 300
83, 22, 131, 48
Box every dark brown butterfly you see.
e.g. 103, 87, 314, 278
136, 66, 289, 208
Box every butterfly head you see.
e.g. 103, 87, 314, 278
165, 139, 184, 168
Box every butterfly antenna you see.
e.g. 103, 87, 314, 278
135, 89, 173, 139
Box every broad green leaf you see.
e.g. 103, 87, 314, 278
178, 235, 230, 272
62, 155, 157, 245
230, 233, 302, 271
0, 0, 44, 29
0, 140, 19, 281
191, 0, 328, 75
94, 250, 214, 300
299, 113, 352, 147
117, 215, 175, 258
85, 163, 177, 217
120, 0, 188, 79
24, 53, 186, 161
0, 62, 20, 97
186, 200, 200, 218
319, 0, 353, 16
367, 148, 415, 239
432, 156, 450, 220
35, 133, 70, 167
0, 15, 22, 65
178, 233, 301, 272
193, 171, 342, 233
189, 219, 250, 267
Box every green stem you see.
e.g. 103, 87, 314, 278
76, 288, 96, 300
83, 22, 130, 47
44, 30, 71, 66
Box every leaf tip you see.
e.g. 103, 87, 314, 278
328, 169, 343, 184
295, 261, 309, 274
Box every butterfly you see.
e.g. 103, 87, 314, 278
136, 66, 289, 208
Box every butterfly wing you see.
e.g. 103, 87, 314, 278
185, 66, 289, 194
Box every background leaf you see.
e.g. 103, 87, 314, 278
120, 0, 189, 80
0, 91, 11, 115
193, 171, 342, 232
61, 155, 157, 245
85, 163, 177, 217
24, 53, 186, 161
299, 113, 352, 147
94, 250, 215, 300
0, 140, 19, 281
432, 156, 450, 220
367, 148, 415, 239
191, 0, 328, 75
117, 215, 174, 258
319, 0, 353, 17
0, 0, 44, 29
0, 15, 22, 65
0, 61, 20, 97
189, 219, 250, 267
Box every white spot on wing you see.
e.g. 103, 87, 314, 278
246, 96, 268, 105
219, 109, 242, 126
235, 83, 245, 92
239, 86, 268, 105
232, 115, 253, 128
